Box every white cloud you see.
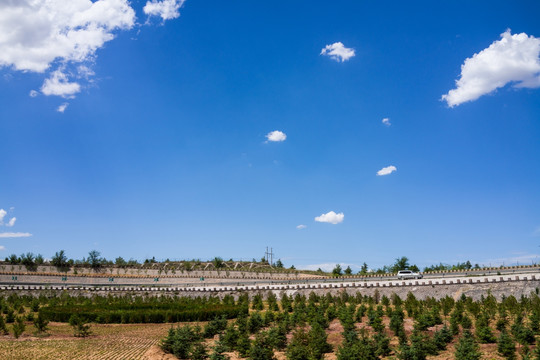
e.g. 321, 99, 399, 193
0, 232, 32, 238
377, 165, 397, 176
266, 130, 287, 142
0, 246, 5, 251
314, 211, 344, 224
442, 30, 540, 107
382, 118, 391, 126
29, 90, 39, 97
296, 224, 307, 230
0, 0, 136, 97
144, 0, 186, 21
57, 103, 69, 113
320, 42, 355, 62
41, 71, 81, 98
6, 217, 16, 227
0, 209, 6, 224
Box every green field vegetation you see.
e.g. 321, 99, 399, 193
2, 290, 540, 359
162, 291, 540, 360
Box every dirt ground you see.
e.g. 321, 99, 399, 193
0, 319, 521, 360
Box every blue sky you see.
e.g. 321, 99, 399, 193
1, 0, 540, 271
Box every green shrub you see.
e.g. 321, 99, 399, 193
454, 330, 482, 360
12, 316, 26, 339
68, 314, 91, 338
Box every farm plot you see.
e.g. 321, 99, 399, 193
0, 322, 172, 360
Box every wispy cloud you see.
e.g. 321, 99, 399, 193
442, 30, 540, 107
321, 42, 355, 62
0, 209, 6, 224
296, 224, 307, 230
266, 130, 287, 142
315, 211, 344, 225
377, 165, 397, 176
382, 118, 391, 126
0, 246, 5, 251
0, 232, 32, 238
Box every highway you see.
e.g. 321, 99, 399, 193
1, 266, 538, 289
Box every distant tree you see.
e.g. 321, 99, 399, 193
35, 254, 44, 265
344, 266, 353, 275
7, 254, 19, 265
115, 257, 127, 266
21, 252, 37, 270
391, 257, 410, 273
88, 250, 102, 269
51, 250, 69, 268
276, 259, 284, 268
212, 257, 224, 269
332, 264, 343, 277
359, 262, 369, 275
409, 264, 420, 272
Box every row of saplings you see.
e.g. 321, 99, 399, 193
0, 293, 243, 339
162, 291, 540, 360
0, 294, 93, 338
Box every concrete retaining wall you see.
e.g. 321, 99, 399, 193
2, 273, 539, 301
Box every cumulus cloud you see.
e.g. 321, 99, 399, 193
0, 209, 6, 224
57, 103, 69, 113
382, 118, 391, 126
41, 71, 80, 98
314, 211, 344, 224
442, 30, 540, 107
266, 130, 287, 142
296, 224, 307, 230
0, 233, 32, 238
144, 0, 186, 21
320, 42, 355, 62
377, 165, 397, 176
6, 218, 16, 227
0, 0, 136, 97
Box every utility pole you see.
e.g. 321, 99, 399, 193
264, 247, 274, 265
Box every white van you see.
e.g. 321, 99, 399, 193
397, 270, 423, 280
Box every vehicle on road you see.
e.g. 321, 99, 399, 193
397, 270, 423, 280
